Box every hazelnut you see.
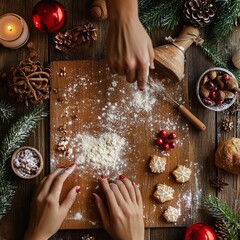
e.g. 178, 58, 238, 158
225, 77, 238, 91
216, 76, 225, 90
200, 85, 210, 98
216, 90, 225, 101
208, 71, 217, 80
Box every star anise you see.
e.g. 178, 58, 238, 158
209, 178, 229, 192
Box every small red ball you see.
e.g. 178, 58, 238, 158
169, 141, 176, 148
162, 143, 170, 151
32, 0, 67, 33
222, 74, 230, 82
215, 100, 223, 105
155, 138, 163, 145
163, 138, 171, 144
184, 223, 217, 240
159, 130, 168, 139
168, 132, 177, 139
209, 91, 216, 100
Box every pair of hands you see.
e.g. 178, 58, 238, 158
106, 0, 155, 91
24, 164, 144, 240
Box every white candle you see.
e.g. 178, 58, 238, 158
0, 13, 30, 49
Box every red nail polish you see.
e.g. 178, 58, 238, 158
101, 174, 107, 179
69, 163, 75, 167
132, 181, 136, 186
60, 165, 66, 168
92, 193, 97, 201
119, 175, 125, 180
75, 186, 81, 193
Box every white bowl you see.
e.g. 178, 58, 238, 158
196, 67, 237, 112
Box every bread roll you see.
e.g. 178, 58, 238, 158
215, 138, 240, 174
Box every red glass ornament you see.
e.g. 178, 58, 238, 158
184, 223, 217, 240
32, 0, 67, 33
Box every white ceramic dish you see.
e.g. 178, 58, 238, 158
196, 67, 237, 112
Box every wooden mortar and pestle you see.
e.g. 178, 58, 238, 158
154, 26, 200, 82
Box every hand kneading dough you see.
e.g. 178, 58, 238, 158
215, 138, 240, 174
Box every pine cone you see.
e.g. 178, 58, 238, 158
9, 59, 50, 107
183, 0, 217, 28
54, 23, 97, 53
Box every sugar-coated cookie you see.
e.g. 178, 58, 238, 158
149, 155, 167, 173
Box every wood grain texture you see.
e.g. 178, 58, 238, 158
50, 60, 192, 229
0, 0, 239, 239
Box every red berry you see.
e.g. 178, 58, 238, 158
215, 100, 223, 105
168, 132, 177, 139
169, 141, 176, 148
159, 130, 168, 139
162, 143, 170, 151
164, 138, 171, 144
222, 74, 230, 82
209, 91, 216, 100
155, 138, 163, 145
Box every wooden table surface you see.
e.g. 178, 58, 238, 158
0, 1, 239, 239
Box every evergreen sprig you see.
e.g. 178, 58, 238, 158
139, 0, 185, 30
0, 104, 48, 219
206, 0, 240, 43
0, 101, 14, 123
202, 195, 240, 240
0, 104, 48, 166
199, 42, 240, 83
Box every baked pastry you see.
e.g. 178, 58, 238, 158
172, 165, 192, 183
149, 155, 167, 173
153, 183, 174, 203
163, 206, 180, 223
215, 138, 240, 174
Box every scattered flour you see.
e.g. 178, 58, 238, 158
76, 132, 126, 168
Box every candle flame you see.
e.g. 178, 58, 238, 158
7, 25, 13, 31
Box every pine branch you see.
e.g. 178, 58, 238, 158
199, 42, 240, 84
139, 0, 185, 30
0, 101, 15, 123
206, 0, 240, 43
0, 104, 48, 166
202, 195, 240, 240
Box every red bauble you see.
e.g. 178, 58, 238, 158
184, 223, 217, 240
32, 0, 67, 33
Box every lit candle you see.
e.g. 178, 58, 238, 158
0, 13, 30, 49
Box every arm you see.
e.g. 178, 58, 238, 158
24, 164, 80, 240
93, 175, 144, 240
106, 0, 154, 91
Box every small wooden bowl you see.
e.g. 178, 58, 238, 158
11, 146, 44, 179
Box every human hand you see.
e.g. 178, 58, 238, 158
24, 164, 80, 240
106, 0, 154, 91
93, 175, 144, 240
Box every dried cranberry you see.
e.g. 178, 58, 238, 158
209, 91, 216, 100
205, 81, 215, 90
212, 85, 218, 91
202, 97, 215, 106
215, 100, 223, 105
222, 74, 230, 82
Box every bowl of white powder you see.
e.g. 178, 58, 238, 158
11, 146, 43, 179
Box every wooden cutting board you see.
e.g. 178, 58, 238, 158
50, 60, 192, 229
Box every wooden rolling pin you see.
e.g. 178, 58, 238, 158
149, 77, 206, 131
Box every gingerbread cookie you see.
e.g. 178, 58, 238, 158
153, 183, 174, 203
172, 165, 191, 183
149, 155, 167, 173
163, 206, 180, 223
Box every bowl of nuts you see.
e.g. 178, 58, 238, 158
11, 146, 43, 179
197, 67, 239, 111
